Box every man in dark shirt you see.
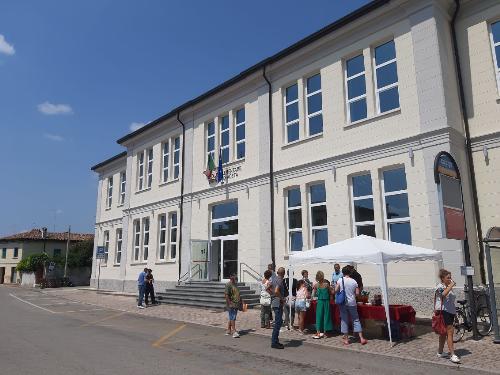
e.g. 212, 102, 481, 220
348, 265, 363, 291
283, 270, 298, 330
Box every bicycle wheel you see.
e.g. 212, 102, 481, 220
476, 306, 492, 336
453, 311, 465, 343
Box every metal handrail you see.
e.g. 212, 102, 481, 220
178, 263, 202, 284
239, 262, 262, 283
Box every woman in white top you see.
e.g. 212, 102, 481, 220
334, 266, 367, 346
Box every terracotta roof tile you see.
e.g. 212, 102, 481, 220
0, 229, 94, 242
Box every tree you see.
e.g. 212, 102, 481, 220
66, 240, 94, 268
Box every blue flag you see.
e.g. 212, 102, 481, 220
217, 148, 224, 183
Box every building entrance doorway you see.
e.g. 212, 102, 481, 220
210, 200, 238, 282
0, 267, 4, 284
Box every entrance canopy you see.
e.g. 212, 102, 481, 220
288, 235, 442, 344
289, 235, 442, 266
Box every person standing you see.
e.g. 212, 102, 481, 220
283, 270, 297, 330
145, 269, 157, 306
348, 265, 363, 292
335, 266, 367, 345
260, 270, 273, 329
137, 267, 147, 309
331, 263, 343, 287
295, 279, 310, 333
312, 271, 333, 339
435, 269, 460, 364
301, 270, 313, 294
271, 267, 285, 349
224, 273, 241, 338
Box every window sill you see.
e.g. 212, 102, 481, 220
345, 108, 401, 128
158, 178, 180, 187
282, 132, 323, 149
135, 187, 152, 195
113, 263, 121, 267
131, 262, 148, 266
155, 260, 176, 264
117, 204, 124, 208
222, 159, 245, 168
105, 207, 112, 211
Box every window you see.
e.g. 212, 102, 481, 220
490, 21, 500, 92
211, 201, 238, 237
158, 215, 167, 260
351, 174, 375, 237
106, 176, 113, 208
374, 40, 399, 113
306, 74, 323, 136
119, 172, 126, 205
235, 109, 245, 160
206, 121, 215, 163
220, 115, 230, 164
53, 248, 61, 257
2, 248, 6, 258
13, 248, 19, 258
287, 188, 303, 251
115, 228, 122, 264
162, 140, 169, 183
382, 168, 411, 245
143, 218, 150, 261
309, 183, 328, 248
146, 148, 153, 188
346, 54, 367, 123
103, 231, 109, 264
137, 151, 145, 190
173, 137, 180, 179
285, 83, 300, 143
169, 212, 178, 259
133, 220, 141, 262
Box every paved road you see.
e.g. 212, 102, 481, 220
0, 285, 492, 375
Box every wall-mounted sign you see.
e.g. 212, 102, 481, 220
434, 152, 466, 240
96, 246, 106, 259
204, 165, 242, 185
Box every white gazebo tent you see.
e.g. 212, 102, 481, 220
288, 235, 443, 344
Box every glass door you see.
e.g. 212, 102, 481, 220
222, 239, 238, 281
190, 240, 209, 281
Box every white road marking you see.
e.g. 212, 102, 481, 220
9, 293, 56, 313
53, 308, 106, 314
39, 302, 80, 306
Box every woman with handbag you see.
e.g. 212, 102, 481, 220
295, 279, 310, 333
260, 270, 273, 328
434, 269, 460, 364
335, 266, 367, 346
312, 271, 333, 339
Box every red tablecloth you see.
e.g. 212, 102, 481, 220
304, 301, 416, 327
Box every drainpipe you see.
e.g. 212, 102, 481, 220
263, 66, 276, 266
451, 0, 486, 283
177, 112, 186, 282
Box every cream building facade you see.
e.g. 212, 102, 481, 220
91, 0, 500, 295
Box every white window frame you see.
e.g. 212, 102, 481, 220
373, 40, 399, 114
350, 173, 375, 236
286, 187, 303, 252
206, 121, 216, 164
115, 228, 122, 264
345, 54, 367, 123
103, 230, 110, 264
309, 182, 328, 248
489, 21, 500, 95
162, 140, 169, 183
13, 247, 19, 258
168, 212, 178, 260
142, 217, 150, 262
381, 167, 411, 243
305, 74, 323, 136
119, 171, 126, 206
158, 214, 167, 261
106, 176, 113, 208
133, 220, 141, 262
137, 151, 145, 191
173, 136, 181, 180
146, 148, 153, 188
234, 108, 245, 161
219, 114, 230, 165
210, 202, 238, 240
284, 83, 300, 143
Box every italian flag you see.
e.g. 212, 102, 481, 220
204, 154, 215, 179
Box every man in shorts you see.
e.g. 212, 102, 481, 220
224, 273, 241, 338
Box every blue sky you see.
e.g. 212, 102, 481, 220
0, 0, 370, 236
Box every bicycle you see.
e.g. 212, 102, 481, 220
453, 286, 492, 342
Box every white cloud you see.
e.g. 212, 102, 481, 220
37, 101, 73, 115
130, 122, 145, 132
0, 35, 15, 56
44, 133, 64, 142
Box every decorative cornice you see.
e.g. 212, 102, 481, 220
470, 131, 500, 152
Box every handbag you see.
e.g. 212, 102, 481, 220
305, 299, 311, 309
432, 290, 447, 335
335, 277, 346, 305
260, 290, 271, 306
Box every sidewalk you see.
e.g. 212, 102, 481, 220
43, 287, 500, 374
